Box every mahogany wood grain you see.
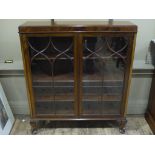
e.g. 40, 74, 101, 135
19, 21, 137, 34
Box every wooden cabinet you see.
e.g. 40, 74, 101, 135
145, 73, 155, 134
19, 21, 137, 134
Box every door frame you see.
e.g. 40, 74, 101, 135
78, 32, 135, 118
20, 33, 79, 118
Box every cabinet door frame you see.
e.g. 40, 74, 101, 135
78, 32, 136, 118
20, 33, 79, 118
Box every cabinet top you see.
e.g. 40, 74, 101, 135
19, 21, 137, 34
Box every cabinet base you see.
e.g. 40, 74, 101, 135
30, 120, 46, 134
30, 118, 127, 134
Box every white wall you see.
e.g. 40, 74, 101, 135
0, 76, 29, 115
0, 19, 48, 61
127, 19, 155, 60
0, 19, 24, 60
128, 76, 152, 114
0, 19, 155, 62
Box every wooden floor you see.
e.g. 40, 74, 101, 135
11, 115, 153, 135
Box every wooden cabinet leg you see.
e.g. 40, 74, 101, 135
30, 120, 38, 135
118, 118, 127, 134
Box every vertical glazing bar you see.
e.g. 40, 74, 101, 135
51, 61, 56, 115
101, 60, 105, 115
74, 34, 79, 116
78, 34, 83, 115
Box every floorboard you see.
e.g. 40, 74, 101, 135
10, 115, 153, 135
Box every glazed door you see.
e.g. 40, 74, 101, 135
80, 35, 130, 116
27, 35, 77, 116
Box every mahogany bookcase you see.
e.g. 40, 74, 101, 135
19, 21, 137, 134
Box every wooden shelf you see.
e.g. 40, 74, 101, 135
32, 73, 74, 82
82, 101, 120, 115
32, 72, 123, 83
35, 94, 74, 102
83, 60, 124, 81
36, 102, 74, 115
83, 85, 122, 94
34, 93, 121, 103
83, 73, 123, 82
83, 94, 121, 102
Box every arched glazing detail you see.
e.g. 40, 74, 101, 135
82, 36, 129, 115
28, 36, 75, 115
